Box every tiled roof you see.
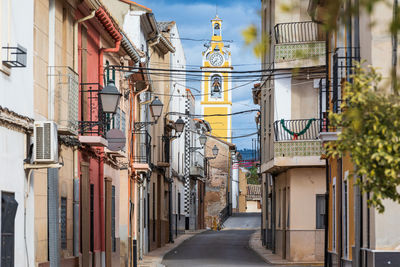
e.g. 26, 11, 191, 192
246, 184, 261, 201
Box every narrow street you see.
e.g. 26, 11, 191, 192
162, 213, 265, 267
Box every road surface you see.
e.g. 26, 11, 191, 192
162, 213, 268, 267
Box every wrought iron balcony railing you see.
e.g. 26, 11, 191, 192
273, 119, 321, 141
132, 130, 152, 164
78, 83, 107, 137
274, 21, 325, 44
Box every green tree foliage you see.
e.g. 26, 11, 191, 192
326, 63, 400, 213
246, 166, 260, 185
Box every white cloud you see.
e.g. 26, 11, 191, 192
139, 0, 261, 149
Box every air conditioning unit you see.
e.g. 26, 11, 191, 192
33, 121, 58, 163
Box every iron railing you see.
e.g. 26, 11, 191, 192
78, 83, 107, 137
273, 119, 321, 141
49, 66, 79, 133
132, 130, 151, 164
331, 47, 360, 114
274, 21, 325, 44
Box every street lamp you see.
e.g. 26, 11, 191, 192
134, 96, 164, 130
99, 80, 122, 114
174, 117, 185, 135
199, 134, 207, 147
150, 96, 163, 122
212, 145, 219, 157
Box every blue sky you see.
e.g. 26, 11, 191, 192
138, 0, 261, 149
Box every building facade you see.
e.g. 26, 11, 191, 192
257, 0, 327, 263
0, 0, 34, 266
310, 1, 400, 266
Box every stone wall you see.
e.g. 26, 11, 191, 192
204, 167, 228, 228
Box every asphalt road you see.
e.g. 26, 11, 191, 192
223, 212, 261, 229
162, 229, 268, 267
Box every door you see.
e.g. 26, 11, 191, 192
1, 192, 18, 267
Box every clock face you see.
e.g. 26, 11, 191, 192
209, 53, 224, 66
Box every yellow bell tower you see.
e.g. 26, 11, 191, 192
201, 15, 232, 141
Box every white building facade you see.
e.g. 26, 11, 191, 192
0, 0, 35, 266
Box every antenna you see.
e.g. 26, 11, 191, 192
216, 4, 218, 16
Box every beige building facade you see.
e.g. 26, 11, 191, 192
256, 0, 326, 264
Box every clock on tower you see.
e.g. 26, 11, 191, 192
201, 15, 232, 142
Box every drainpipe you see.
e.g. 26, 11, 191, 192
392, 0, 398, 92
129, 84, 149, 265
324, 159, 329, 267
99, 40, 121, 86
353, 0, 361, 266
73, 147, 80, 257
73, 10, 96, 72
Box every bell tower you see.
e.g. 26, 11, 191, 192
201, 15, 232, 141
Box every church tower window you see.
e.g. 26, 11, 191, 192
210, 75, 222, 98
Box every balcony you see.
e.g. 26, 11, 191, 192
132, 130, 151, 172
262, 119, 324, 173
318, 47, 360, 141
78, 83, 108, 147
190, 151, 205, 178
49, 66, 79, 135
274, 21, 325, 68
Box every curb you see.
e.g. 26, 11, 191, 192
248, 231, 324, 266
138, 229, 207, 267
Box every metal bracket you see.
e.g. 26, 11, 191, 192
189, 147, 203, 152
134, 121, 155, 131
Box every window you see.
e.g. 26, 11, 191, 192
152, 183, 155, 242
278, 189, 281, 228
90, 184, 94, 252
114, 108, 121, 130
213, 23, 221, 36
316, 195, 326, 229
121, 111, 126, 133
332, 178, 336, 251
178, 192, 181, 220
1, 192, 18, 266
61, 197, 67, 249
342, 175, 349, 258
210, 74, 222, 99
112, 185, 116, 252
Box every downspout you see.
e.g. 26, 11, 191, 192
346, 0, 353, 80
392, 0, 398, 92
353, 0, 361, 266
73, 10, 96, 72
129, 83, 149, 265
324, 159, 329, 267
73, 147, 80, 257
48, 1, 60, 267
95, 8, 122, 258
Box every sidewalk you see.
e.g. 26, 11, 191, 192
248, 231, 323, 266
138, 229, 206, 267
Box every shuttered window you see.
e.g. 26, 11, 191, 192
90, 184, 94, 252
112, 185, 116, 252
1, 192, 18, 267
316, 194, 326, 229
61, 197, 67, 249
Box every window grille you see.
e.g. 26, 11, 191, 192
61, 197, 67, 249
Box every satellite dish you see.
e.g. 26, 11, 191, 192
106, 129, 126, 151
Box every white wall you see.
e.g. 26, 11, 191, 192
169, 23, 186, 177
123, 10, 148, 55
274, 75, 292, 121
0, 0, 34, 266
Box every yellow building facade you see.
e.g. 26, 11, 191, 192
201, 16, 232, 141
